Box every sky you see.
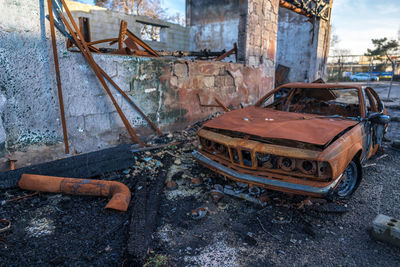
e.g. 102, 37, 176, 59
331, 0, 400, 55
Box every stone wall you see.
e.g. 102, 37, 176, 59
0, 0, 268, 170
243, 0, 279, 92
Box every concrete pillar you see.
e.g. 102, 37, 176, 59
240, 0, 279, 90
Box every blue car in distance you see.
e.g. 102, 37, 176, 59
350, 73, 379, 82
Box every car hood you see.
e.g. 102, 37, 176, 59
203, 106, 358, 146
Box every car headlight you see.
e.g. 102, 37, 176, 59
296, 159, 317, 175
256, 153, 273, 168
277, 157, 296, 171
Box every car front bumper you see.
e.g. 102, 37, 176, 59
193, 150, 343, 196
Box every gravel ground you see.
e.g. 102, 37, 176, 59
0, 108, 400, 266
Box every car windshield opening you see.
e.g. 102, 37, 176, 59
266, 87, 361, 119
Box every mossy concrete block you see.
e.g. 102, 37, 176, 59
371, 214, 400, 247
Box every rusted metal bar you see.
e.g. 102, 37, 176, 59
87, 38, 118, 46
88, 44, 101, 53
124, 37, 140, 51
118, 20, 128, 50
4, 192, 39, 203
78, 17, 91, 42
215, 43, 238, 62
214, 97, 230, 112
234, 42, 238, 62
47, 0, 69, 154
58, 1, 144, 147
0, 219, 11, 234
126, 29, 160, 57
19, 174, 131, 212
6, 156, 17, 171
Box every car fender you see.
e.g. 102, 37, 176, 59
318, 124, 364, 178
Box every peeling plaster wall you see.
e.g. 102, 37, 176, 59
187, 0, 240, 53
276, 7, 331, 82
0, 0, 267, 168
276, 8, 313, 82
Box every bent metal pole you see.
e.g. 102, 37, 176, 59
47, 0, 69, 154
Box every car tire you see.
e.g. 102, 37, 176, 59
370, 78, 375, 81
335, 160, 361, 198
352, 79, 357, 82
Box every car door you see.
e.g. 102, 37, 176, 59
364, 87, 385, 157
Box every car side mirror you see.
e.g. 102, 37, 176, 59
368, 113, 390, 124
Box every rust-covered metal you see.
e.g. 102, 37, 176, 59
215, 43, 238, 62
47, 0, 69, 154
194, 83, 388, 197
203, 106, 357, 146
78, 17, 91, 42
18, 174, 131, 212
279, 0, 331, 21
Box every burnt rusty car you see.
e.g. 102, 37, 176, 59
193, 83, 390, 197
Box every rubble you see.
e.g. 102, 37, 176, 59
371, 214, 400, 248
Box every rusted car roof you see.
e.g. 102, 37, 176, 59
203, 106, 358, 146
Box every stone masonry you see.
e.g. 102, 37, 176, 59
243, 0, 279, 91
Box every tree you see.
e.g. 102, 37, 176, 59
95, 0, 166, 17
366, 38, 399, 99
329, 26, 339, 51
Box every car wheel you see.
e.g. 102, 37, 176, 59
352, 78, 357, 82
370, 78, 375, 81
335, 160, 360, 197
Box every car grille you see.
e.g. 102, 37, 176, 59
198, 133, 332, 181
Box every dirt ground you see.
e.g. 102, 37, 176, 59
1, 84, 400, 266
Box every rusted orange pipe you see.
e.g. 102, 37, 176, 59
18, 174, 131, 212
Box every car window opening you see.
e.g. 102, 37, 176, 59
268, 87, 362, 120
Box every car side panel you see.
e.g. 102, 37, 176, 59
319, 124, 365, 178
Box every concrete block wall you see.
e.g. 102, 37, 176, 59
67, 3, 190, 51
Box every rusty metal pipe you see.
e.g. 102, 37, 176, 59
47, 0, 69, 154
18, 174, 131, 212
